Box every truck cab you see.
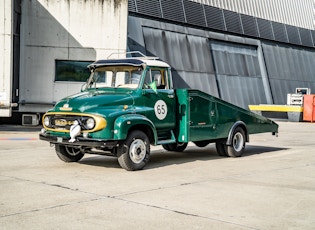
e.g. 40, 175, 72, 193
40, 53, 278, 171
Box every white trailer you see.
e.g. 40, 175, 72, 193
0, 0, 16, 117
1, 0, 128, 123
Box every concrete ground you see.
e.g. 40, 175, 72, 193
0, 121, 315, 230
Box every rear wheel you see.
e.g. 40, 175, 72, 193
215, 142, 228, 157
162, 144, 171, 151
117, 130, 150, 171
55, 144, 84, 162
194, 140, 210, 148
227, 127, 246, 157
165, 142, 188, 152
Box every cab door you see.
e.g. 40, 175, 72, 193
142, 67, 176, 130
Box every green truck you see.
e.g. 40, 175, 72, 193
40, 53, 278, 171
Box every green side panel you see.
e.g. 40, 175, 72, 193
176, 89, 190, 142
188, 91, 219, 141
176, 89, 278, 142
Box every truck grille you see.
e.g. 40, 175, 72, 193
43, 112, 107, 133
52, 115, 87, 130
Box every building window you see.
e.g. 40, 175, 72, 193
55, 60, 92, 82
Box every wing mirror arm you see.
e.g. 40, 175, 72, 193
81, 82, 87, 92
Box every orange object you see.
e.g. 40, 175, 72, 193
303, 95, 315, 122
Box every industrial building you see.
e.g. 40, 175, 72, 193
1, 0, 315, 124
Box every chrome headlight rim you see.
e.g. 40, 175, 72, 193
86, 117, 95, 129
44, 116, 50, 127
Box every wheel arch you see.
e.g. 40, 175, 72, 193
127, 124, 156, 145
114, 114, 157, 145
226, 121, 249, 145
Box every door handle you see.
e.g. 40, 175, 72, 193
168, 94, 174, 98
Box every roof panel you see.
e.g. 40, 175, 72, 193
89, 58, 170, 69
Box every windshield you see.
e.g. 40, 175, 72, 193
86, 66, 143, 89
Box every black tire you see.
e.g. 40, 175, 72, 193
165, 142, 188, 152
117, 130, 150, 171
194, 140, 210, 148
162, 144, 171, 151
215, 142, 228, 157
227, 127, 246, 157
55, 144, 84, 162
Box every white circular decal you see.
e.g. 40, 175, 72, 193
154, 100, 168, 120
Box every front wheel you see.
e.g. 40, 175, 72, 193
117, 130, 150, 171
55, 144, 84, 162
227, 127, 246, 157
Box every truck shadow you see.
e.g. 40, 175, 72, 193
147, 145, 287, 169
79, 145, 288, 170
243, 145, 288, 156
79, 155, 121, 169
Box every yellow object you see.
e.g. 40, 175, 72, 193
42, 112, 107, 133
248, 105, 303, 112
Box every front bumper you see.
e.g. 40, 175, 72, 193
39, 133, 119, 148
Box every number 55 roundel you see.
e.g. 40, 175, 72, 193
154, 100, 168, 120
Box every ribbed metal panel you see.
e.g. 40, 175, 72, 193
128, 0, 136, 12
198, 0, 314, 30
256, 18, 274, 40
183, 0, 206, 27
160, 0, 185, 23
299, 28, 313, 47
262, 42, 315, 104
211, 41, 267, 108
241, 14, 258, 37
272, 22, 288, 43
204, 5, 225, 31
142, 26, 219, 96
223, 10, 243, 34
286, 25, 301, 45
311, 31, 315, 47
135, 0, 161, 18
129, 0, 315, 48
128, 15, 315, 108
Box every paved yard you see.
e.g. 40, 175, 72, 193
0, 121, 315, 229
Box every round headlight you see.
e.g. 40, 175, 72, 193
86, 118, 95, 129
44, 116, 50, 127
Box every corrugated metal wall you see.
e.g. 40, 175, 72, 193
142, 27, 220, 97
129, 0, 315, 48
196, 0, 314, 30
128, 0, 315, 108
143, 27, 268, 109
210, 41, 268, 107
262, 43, 315, 104
128, 15, 315, 109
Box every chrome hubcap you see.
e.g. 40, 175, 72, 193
129, 139, 146, 164
233, 132, 244, 152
